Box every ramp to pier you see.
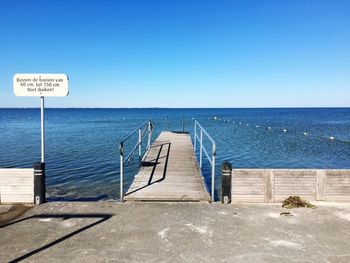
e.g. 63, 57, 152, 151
124, 132, 211, 202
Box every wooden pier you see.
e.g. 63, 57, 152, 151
124, 131, 211, 202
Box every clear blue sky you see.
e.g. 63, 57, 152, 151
1, 0, 349, 108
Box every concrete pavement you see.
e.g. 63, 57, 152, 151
1, 202, 350, 262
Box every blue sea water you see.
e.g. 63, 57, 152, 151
0, 108, 349, 201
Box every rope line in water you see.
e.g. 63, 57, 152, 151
211, 116, 340, 142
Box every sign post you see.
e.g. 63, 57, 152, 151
13, 73, 69, 204
41, 96, 45, 163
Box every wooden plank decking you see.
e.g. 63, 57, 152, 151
0, 168, 34, 203
124, 131, 211, 202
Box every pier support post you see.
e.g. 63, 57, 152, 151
221, 161, 232, 204
34, 162, 46, 205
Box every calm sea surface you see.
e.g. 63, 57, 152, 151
0, 108, 349, 200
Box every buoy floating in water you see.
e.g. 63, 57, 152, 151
256, 125, 259, 128
329, 136, 335, 140
283, 129, 287, 133
303, 132, 308, 136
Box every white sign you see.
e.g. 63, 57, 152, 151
13, 73, 69, 97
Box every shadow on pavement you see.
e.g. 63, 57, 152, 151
1, 213, 114, 262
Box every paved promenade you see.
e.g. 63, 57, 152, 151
1, 202, 350, 262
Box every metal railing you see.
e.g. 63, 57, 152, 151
119, 120, 154, 202
164, 116, 186, 132
194, 120, 216, 202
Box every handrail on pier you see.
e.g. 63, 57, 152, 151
119, 120, 155, 202
194, 120, 216, 202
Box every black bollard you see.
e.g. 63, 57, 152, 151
33, 162, 46, 205
221, 161, 232, 204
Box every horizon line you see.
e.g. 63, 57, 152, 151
1, 106, 349, 109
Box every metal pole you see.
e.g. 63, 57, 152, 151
182, 116, 185, 132
138, 128, 142, 159
120, 143, 124, 202
40, 96, 45, 163
194, 122, 197, 152
211, 144, 216, 203
147, 121, 151, 149
199, 129, 203, 168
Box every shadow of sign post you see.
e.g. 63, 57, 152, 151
1, 213, 113, 262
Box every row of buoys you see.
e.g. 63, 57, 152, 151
212, 116, 336, 141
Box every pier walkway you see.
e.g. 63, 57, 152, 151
124, 131, 211, 202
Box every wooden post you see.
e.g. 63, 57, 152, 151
316, 170, 326, 201
265, 170, 275, 203
221, 161, 232, 204
33, 162, 45, 205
